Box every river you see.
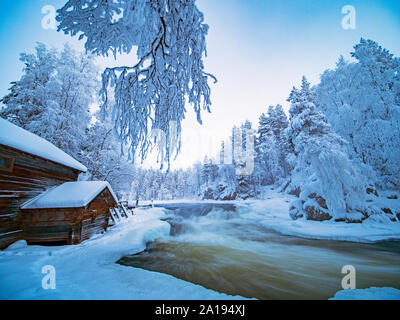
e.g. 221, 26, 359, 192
117, 203, 400, 299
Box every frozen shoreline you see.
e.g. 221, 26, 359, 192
0, 207, 242, 300
243, 191, 400, 243
331, 287, 400, 300
151, 188, 400, 243
1, 192, 399, 300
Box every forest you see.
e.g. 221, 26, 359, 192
1, 38, 399, 224
1, 0, 400, 302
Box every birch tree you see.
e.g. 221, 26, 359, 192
57, 0, 216, 167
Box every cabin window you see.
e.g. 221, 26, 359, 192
0, 156, 14, 172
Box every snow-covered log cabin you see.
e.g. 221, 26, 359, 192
20, 181, 118, 245
0, 118, 118, 248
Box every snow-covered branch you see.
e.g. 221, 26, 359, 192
57, 0, 216, 167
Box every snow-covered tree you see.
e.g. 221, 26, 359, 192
269, 104, 289, 178
1, 43, 99, 164
201, 156, 218, 185
199, 121, 256, 200
235, 121, 256, 199
0, 43, 138, 197
316, 39, 400, 189
79, 111, 137, 195
287, 77, 367, 222
57, 0, 216, 168
255, 105, 289, 186
255, 112, 274, 185
127, 166, 200, 201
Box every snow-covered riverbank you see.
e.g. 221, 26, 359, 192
1, 190, 399, 300
0, 207, 241, 300
331, 287, 400, 300
152, 188, 400, 243
236, 189, 400, 243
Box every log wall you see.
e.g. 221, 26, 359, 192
20, 189, 115, 245
0, 144, 81, 249
79, 190, 115, 243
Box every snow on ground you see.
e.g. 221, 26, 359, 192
0, 207, 243, 300
330, 287, 400, 300
146, 188, 400, 243
236, 188, 400, 243
1, 189, 399, 300
133, 199, 238, 207
142, 188, 400, 243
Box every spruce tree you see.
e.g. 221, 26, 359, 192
287, 77, 366, 221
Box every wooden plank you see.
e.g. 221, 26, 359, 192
109, 209, 116, 225
119, 203, 130, 218
0, 230, 23, 249
114, 208, 122, 220
111, 208, 120, 222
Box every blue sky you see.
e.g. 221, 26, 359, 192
0, 0, 400, 168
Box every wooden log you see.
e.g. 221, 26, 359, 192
0, 229, 23, 249
0, 144, 82, 249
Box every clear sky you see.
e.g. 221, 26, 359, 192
1, 0, 400, 169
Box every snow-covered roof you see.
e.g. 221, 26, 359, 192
21, 181, 118, 209
0, 118, 87, 172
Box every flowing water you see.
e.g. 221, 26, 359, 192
118, 203, 400, 299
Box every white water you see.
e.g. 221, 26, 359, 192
118, 203, 400, 300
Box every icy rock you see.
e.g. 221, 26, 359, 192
344, 211, 366, 223
288, 187, 301, 197
363, 213, 395, 225
308, 193, 328, 209
220, 193, 237, 201
381, 208, 398, 222
374, 207, 400, 223
381, 208, 393, 214
304, 205, 332, 221
366, 187, 379, 197
216, 184, 237, 200
203, 187, 214, 200
289, 199, 304, 220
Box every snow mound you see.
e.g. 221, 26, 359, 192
5, 240, 28, 250
331, 287, 400, 300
